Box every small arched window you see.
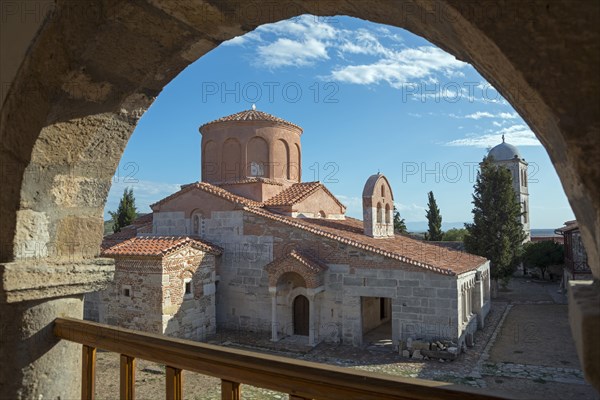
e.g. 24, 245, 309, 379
376, 203, 383, 223
385, 204, 391, 224
319, 210, 326, 218
381, 185, 385, 197
192, 212, 204, 236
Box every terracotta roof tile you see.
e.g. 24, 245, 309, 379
102, 214, 154, 249
264, 182, 346, 210
265, 249, 328, 275
101, 236, 222, 257
151, 182, 263, 210
244, 207, 487, 275
199, 109, 302, 132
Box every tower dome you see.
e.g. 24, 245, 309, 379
488, 135, 522, 161
199, 107, 303, 186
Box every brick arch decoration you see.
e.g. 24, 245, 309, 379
264, 250, 327, 289
1, 1, 600, 397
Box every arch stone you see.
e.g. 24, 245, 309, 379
1, 1, 599, 397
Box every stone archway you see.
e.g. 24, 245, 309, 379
1, 1, 599, 397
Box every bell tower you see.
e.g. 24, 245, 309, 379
362, 173, 394, 238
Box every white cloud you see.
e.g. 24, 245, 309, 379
444, 124, 541, 147
451, 111, 519, 120
395, 202, 427, 222
256, 37, 329, 68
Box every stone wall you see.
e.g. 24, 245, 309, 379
102, 258, 164, 333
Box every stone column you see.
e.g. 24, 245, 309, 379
0, 259, 114, 399
269, 287, 278, 342
308, 294, 316, 346
473, 278, 484, 328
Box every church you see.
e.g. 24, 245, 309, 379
87, 108, 491, 350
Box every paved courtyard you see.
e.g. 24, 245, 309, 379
94, 278, 599, 399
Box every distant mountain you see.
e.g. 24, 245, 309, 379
405, 221, 466, 233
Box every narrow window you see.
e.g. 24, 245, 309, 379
123, 288, 130, 297
184, 278, 193, 299
376, 203, 383, 223
381, 185, 385, 197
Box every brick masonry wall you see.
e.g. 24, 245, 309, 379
162, 249, 217, 340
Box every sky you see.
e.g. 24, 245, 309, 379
104, 15, 574, 230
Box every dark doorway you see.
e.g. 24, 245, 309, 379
293, 295, 309, 336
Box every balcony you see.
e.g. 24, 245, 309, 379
53, 317, 511, 400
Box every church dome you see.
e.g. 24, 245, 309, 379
488, 139, 522, 161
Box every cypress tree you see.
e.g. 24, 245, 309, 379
109, 188, 138, 233
393, 205, 408, 234
464, 156, 525, 289
424, 191, 443, 241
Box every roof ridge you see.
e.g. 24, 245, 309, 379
243, 207, 479, 275
151, 181, 263, 209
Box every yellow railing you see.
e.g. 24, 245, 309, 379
53, 318, 510, 400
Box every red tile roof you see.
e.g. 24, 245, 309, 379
151, 182, 263, 210
102, 214, 154, 249
101, 236, 222, 257
265, 249, 328, 274
263, 182, 346, 210
199, 109, 302, 132
243, 207, 486, 275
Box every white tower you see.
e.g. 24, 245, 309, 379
488, 135, 530, 241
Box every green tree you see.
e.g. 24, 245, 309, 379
393, 205, 407, 234
522, 241, 564, 280
424, 191, 443, 241
464, 156, 525, 290
442, 228, 467, 242
109, 187, 137, 233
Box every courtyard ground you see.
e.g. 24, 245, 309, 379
93, 278, 599, 399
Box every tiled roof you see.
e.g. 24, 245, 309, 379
555, 220, 579, 234
217, 177, 285, 186
199, 109, 302, 132
101, 236, 223, 257
265, 249, 328, 274
243, 207, 487, 275
263, 182, 346, 210
151, 182, 263, 210
102, 214, 154, 249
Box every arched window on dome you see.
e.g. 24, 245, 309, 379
376, 202, 383, 223
250, 161, 264, 177
385, 204, 391, 224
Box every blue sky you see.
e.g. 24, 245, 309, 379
105, 15, 574, 230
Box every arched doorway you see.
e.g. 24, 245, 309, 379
293, 295, 309, 336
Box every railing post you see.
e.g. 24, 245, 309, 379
81, 345, 96, 400
120, 354, 136, 400
166, 366, 183, 400
221, 380, 241, 400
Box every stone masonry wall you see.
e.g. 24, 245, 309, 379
102, 258, 163, 333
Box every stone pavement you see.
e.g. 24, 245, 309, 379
205, 278, 599, 399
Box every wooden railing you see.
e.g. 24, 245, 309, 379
53, 318, 510, 400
